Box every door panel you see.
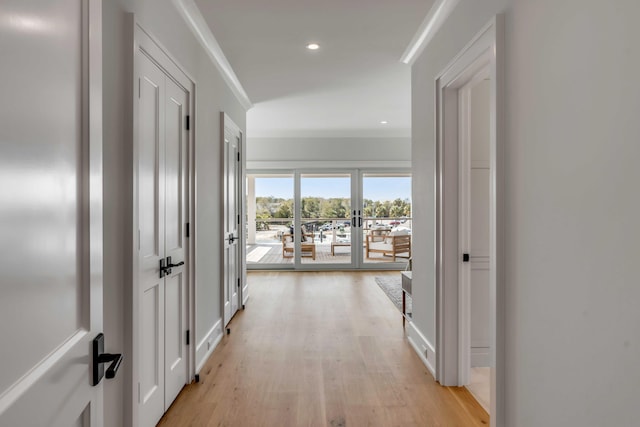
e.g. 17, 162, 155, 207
164, 272, 185, 406
0, 0, 103, 425
223, 119, 240, 325
138, 53, 166, 427
163, 77, 188, 406
470, 263, 490, 365
164, 80, 185, 255
467, 78, 491, 368
137, 48, 189, 426
140, 285, 163, 405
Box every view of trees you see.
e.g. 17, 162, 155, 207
255, 196, 411, 220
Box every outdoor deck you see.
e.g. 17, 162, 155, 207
246, 242, 410, 266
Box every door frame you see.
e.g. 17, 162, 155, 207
130, 21, 196, 427
434, 15, 504, 426
220, 112, 246, 326
246, 168, 412, 271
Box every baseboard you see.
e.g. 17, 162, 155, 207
195, 319, 223, 373
407, 320, 436, 377
242, 286, 249, 306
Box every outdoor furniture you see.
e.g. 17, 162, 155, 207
330, 241, 351, 255
365, 229, 411, 261
281, 233, 316, 259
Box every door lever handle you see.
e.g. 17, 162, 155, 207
160, 256, 184, 277
92, 333, 123, 386
99, 353, 124, 379
166, 256, 184, 268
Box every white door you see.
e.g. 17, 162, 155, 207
460, 77, 491, 368
222, 114, 241, 326
163, 75, 189, 409
0, 0, 105, 426
137, 52, 189, 427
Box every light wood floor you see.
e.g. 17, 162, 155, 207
158, 271, 489, 426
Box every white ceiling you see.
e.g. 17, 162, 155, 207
194, 0, 434, 138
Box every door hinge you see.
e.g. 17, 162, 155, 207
185, 115, 190, 131
237, 278, 241, 289
186, 222, 190, 238
237, 152, 240, 162
186, 330, 190, 345
237, 214, 240, 225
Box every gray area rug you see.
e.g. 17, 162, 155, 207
375, 276, 412, 317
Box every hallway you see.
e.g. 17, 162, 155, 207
158, 271, 488, 426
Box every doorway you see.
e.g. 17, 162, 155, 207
459, 70, 491, 412
434, 16, 504, 426
134, 26, 193, 427
246, 170, 412, 270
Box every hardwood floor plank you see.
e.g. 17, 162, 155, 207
158, 271, 489, 426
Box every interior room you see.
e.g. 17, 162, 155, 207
1, 1, 639, 427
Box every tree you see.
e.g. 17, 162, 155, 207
274, 199, 293, 218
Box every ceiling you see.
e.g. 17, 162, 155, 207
195, 0, 433, 138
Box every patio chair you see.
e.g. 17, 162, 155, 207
281, 233, 316, 260
365, 228, 411, 261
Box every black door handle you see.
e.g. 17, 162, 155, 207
166, 256, 185, 268
160, 256, 184, 277
92, 333, 123, 386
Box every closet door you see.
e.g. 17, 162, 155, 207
138, 53, 167, 427
163, 77, 189, 408
137, 53, 189, 427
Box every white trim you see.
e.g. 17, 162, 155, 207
246, 160, 411, 170
400, 0, 461, 65
406, 321, 436, 377
434, 15, 504, 427
173, 0, 253, 110
195, 320, 223, 373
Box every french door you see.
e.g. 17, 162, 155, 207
136, 38, 190, 427
247, 170, 411, 270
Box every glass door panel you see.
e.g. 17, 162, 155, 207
246, 174, 294, 268
299, 174, 352, 266
361, 173, 412, 266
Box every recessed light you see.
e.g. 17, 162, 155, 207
380, 120, 388, 125
306, 43, 320, 50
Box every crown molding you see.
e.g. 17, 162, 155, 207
173, 0, 253, 110
400, 0, 461, 65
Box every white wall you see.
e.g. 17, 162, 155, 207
102, 1, 246, 425
411, 0, 640, 425
247, 136, 410, 166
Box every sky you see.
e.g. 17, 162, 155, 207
254, 176, 411, 202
